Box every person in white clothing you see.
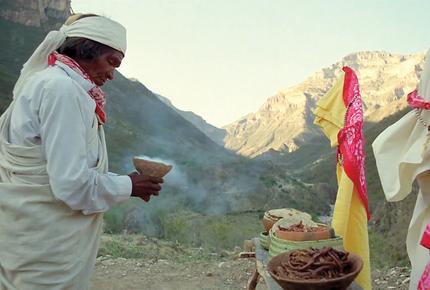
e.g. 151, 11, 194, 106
0, 13, 163, 290
373, 48, 430, 290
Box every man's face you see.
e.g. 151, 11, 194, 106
81, 49, 124, 86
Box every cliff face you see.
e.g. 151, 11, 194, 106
223, 51, 425, 157
0, 0, 70, 28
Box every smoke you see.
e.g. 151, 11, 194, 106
132, 154, 209, 207
118, 153, 233, 235
111, 140, 270, 239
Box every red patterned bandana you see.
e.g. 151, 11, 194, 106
48, 52, 106, 125
337, 66, 370, 220
407, 89, 430, 110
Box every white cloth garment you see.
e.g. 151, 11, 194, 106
372, 48, 430, 290
0, 60, 131, 289
13, 15, 127, 97
10, 61, 132, 214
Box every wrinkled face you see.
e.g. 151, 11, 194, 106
79, 48, 124, 86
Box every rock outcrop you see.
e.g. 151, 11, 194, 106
0, 0, 70, 28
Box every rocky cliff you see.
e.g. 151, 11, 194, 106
0, 0, 70, 28
223, 51, 425, 157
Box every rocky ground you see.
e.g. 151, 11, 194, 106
89, 235, 412, 290
373, 266, 411, 290
90, 256, 411, 290
91, 254, 255, 290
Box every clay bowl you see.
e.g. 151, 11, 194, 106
132, 157, 172, 178
267, 251, 363, 290
275, 225, 332, 241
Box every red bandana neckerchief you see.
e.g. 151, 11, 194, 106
407, 89, 430, 110
48, 52, 106, 125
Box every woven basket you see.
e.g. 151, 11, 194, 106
259, 231, 270, 250
268, 230, 343, 258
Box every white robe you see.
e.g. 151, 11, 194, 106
0, 63, 132, 290
372, 111, 430, 290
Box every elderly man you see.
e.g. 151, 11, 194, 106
0, 14, 163, 290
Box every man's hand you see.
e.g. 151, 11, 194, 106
128, 172, 163, 202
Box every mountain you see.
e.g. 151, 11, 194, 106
224, 51, 425, 157
155, 93, 227, 146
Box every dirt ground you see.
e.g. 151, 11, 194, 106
90, 255, 257, 290
89, 235, 412, 290
90, 255, 411, 290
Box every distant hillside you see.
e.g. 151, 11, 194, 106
224, 51, 425, 157
155, 93, 227, 146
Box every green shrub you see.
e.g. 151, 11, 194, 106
98, 236, 146, 258
104, 207, 126, 234
161, 213, 193, 244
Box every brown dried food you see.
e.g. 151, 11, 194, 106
272, 247, 352, 281
279, 221, 327, 233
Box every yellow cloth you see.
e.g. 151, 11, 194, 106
314, 71, 372, 290
314, 75, 346, 147
334, 165, 371, 290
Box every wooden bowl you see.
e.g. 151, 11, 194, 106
267, 251, 363, 290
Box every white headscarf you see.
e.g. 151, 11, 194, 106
13, 15, 127, 97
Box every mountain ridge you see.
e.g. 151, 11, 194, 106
222, 51, 424, 157
155, 93, 227, 146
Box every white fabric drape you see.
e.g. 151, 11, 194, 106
372, 48, 430, 290
0, 102, 105, 290
9, 63, 131, 214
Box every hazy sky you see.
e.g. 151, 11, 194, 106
72, 0, 430, 127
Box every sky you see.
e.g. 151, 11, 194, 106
72, 0, 430, 127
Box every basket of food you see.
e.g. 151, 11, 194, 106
268, 221, 343, 258
259, 231, 270, 250
267, 247, 363, 290
262, 208, 312, 233
275, 221, 334, 242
